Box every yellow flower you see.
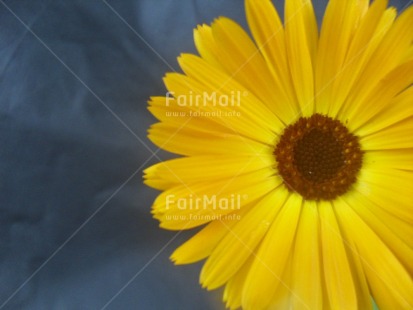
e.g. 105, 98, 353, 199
144, 0, 413, 309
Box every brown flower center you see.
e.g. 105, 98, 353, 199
274, 114, 363, 200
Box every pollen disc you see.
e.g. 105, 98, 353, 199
274, 114, 363, 200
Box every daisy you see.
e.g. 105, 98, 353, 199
144, 0, 413, 309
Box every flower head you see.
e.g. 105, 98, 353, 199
144, 0, 413, 309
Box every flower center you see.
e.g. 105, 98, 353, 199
274, 114, 363, 200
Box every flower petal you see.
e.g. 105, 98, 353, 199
193, 24, 223, 70
291, 200, 323, 309
285, 0, 318, 116
335, 202, 413, 309
268, 258, 294, 309
340, 193, 413, 275
200, 188, 289, 290
148, 96, 232, 133
152, 169, 281, 230
318, 200, 358, 309
209, 17, 295, 124
355, 167, 413, 223
245, 0, 300, 120
148, 122, 271, 157
333, 199, 373, 310
340, 5, 413, 118
176, 54, 285, 137
170, 207, 250, 264
315, 0, 369, 115
163, 72, 277, 144
223, 257, 254, 310
353, 84, 413, 136
242, 193, 302, 309
329, 0, 391, 117
360, 116, 413, 150
144, 154, 274, 190
345, 60, 413, 133
364, 148, 413, 171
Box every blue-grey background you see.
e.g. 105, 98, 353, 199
0, 0, 409, 309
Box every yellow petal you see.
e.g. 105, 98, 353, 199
210, 17, 294, 123
152, 167, 276, 214
341, 5, 413, 116
353, 84, 413, 136
200, 188, 289, 290
333, 199, 373, 310
242, 193, 302, 309
349, 186, 413, 249
153, 169, 281, 230
171, 207, 250, 264
355, 168, 413, 223
291, 200, 323, 310
177, 55, 284, 138
345, 60, 413, 133
148, 96, 232, 133
268, 257, 294, 310
193, 24, 223, 70
163, 72, 277, 144
223, 257, 254, 310
318, 200, 358, 309
245, 0, 299, 120
402, 44, 413, 62
148, 122, 272, 156
329, 0, 390, 117
360, 116, 413, 150
285, 0, 318, 116
315, 0, 369, 115
335, 202, 413, 309
144, 154, 274, 190
363, 148, 413, 171
341, 192, 413, 275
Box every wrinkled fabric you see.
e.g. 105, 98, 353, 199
0, 0, 408, 309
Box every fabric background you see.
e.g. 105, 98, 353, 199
0, 0, 409, 309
